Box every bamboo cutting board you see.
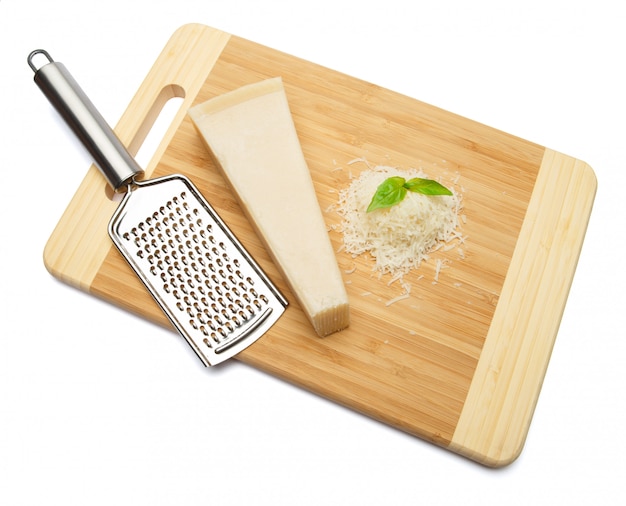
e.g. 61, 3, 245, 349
44, 24, 596, 466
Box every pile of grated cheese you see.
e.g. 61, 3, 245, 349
336, 164, 463, 283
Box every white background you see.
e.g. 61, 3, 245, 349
1, 1, 624, 504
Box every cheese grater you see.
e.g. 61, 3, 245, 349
28, 49, 287, 366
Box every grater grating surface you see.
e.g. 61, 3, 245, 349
110, 175, 287, 366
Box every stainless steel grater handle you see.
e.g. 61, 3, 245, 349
28, 49, 144, 191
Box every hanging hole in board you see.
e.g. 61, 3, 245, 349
104, 85, 185, 201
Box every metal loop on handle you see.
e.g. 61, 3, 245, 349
28, 49, 145, 191
27, 49, 54, 73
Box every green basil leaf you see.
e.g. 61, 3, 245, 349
403, 177, 452, 196
366, 176, 407, 212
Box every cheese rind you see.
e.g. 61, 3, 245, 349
189, 77, 349, 337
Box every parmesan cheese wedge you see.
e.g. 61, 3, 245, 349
189, 77, 349, 337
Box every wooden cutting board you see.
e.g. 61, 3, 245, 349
44, 24, 596, 467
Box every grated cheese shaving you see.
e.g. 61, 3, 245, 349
336, 165, 463, 282
344, 263, 357, 274
385, 293, 411, 306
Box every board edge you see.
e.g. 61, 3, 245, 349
448, 148, 597, 467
